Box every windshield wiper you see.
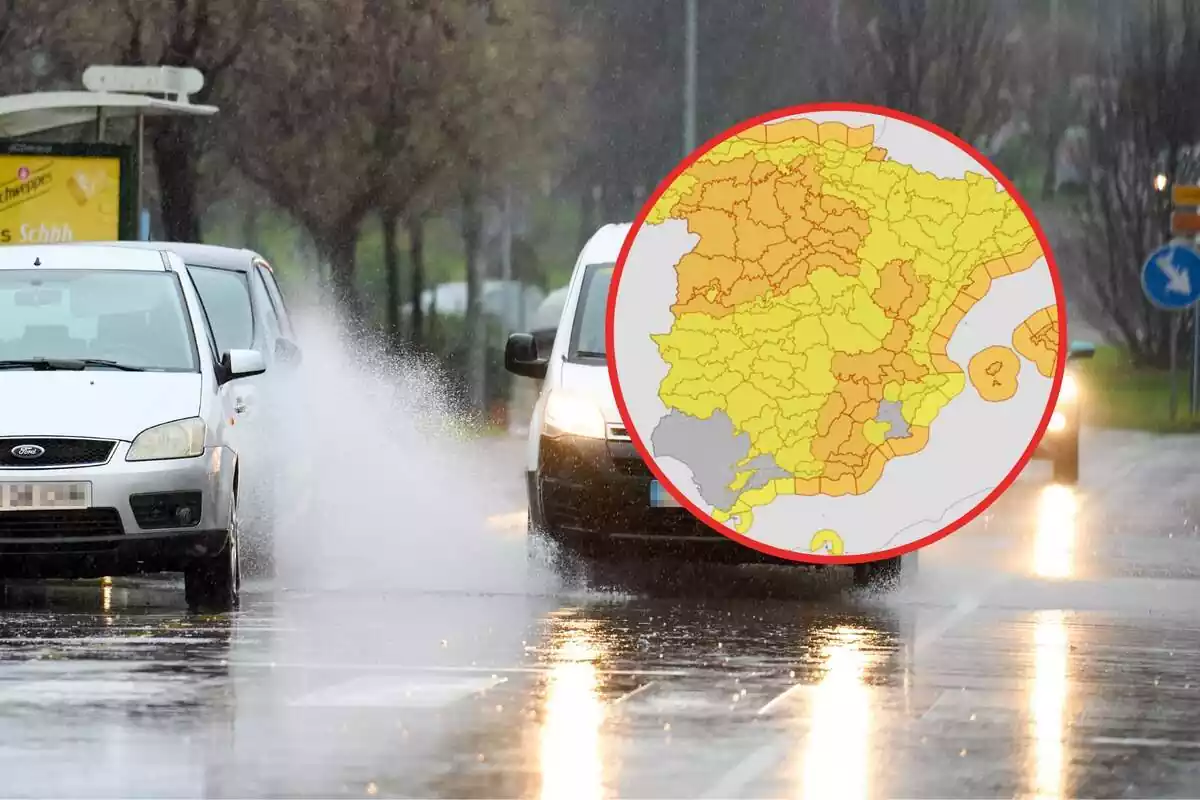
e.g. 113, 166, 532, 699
0, 358, 147, 372
72, 358, 148, 372
0, 358, 87, 371
574, 350, 607, 359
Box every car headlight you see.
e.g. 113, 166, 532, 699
127, 418, 207, 461
1059, 373, 1079, 404
543, 390, 606, 439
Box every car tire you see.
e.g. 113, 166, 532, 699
185, 490, 242, 613
1052, 435, 1080, 485
852, 555, 902, 590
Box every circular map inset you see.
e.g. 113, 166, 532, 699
607, 104, 1066, 562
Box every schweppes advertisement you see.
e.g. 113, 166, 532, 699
0, 142, 135, 245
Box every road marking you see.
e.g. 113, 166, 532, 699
290, 674, 507, 709
700, 738, 794, 800
228, 662, 693, 678
755, 683, 810, 716
611, 681, 656, 705
1089, 736, 1200, 749
711, 570, 1017, 794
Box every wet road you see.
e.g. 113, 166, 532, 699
4, 428, 1200, 798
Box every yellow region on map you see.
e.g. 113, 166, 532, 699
810, 529, 844, 555
967, 345, 1021, 402
649, 118, 1045, 529
1012, 305, 1059, 378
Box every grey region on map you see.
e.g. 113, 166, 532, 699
874, 399, 911, 439
651, 409, 789, 510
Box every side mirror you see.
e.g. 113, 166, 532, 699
1067, 340, 1096, 361
275, 337, 303, 365
505, 332, 548, 380
221, 348, 267, 381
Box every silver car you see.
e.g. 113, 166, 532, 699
0, 243, 266, 610
95, 242, 302, 571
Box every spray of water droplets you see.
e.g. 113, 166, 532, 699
238, 280, 543, 596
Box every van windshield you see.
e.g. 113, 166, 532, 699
568, 262, 613, 362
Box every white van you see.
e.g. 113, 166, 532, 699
504, 224, 907, 588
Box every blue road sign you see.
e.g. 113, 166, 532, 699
1142, 242, 1200, 310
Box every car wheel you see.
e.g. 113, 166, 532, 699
185, 490, 242, 613
852, 555, 902, 590
1052, 435, 1080, 485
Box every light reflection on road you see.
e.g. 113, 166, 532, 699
798, 627, 873, 800
1030, 609, 1069, 800
538, 616, 606, 800
1029, 483, 1075, 798
1034, 484, 1078, 579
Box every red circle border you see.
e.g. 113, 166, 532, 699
604, 101, 1068, 566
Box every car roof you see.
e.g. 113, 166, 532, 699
105, 241, 262, 271
578, 223, 632, 266
0, 243, 173, 272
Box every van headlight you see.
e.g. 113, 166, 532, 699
127, 418, 207, 461
543, 391, 606, 439
1059, 373, 1079, 404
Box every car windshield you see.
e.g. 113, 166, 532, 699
0, 269, 198, 371
188, 265, 255, 353
568, 262, 613, 361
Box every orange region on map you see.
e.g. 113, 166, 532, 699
967, 345, 1021, 402
1012, 305, 1059, 378
646, 117, 1046, 530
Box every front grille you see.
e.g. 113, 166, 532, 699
613, 457, 652, 478
0, 438, 116, 468
541, 480, 717, 538
0, 508, 124, 538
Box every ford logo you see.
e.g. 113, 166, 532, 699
11, 444, 45, 459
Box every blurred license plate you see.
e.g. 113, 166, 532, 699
0, 482, 91, 511
650, 480, 682, 508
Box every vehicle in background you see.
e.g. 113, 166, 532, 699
100, 242, 301, 369
95, 242, 302, 571
0, 244, 266, 611
504, 224, 908, 589
1033, 340, 1096, 484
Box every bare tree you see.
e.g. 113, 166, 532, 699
222, 0, 398, 321
1011, 1, 1095, 199
50, 0, 262, 241
838, 0, 1017, 144
434, 0, 586, 415
0, 0, 16, 59
1068, 0, 1200, 366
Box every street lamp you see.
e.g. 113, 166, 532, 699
683, 0, 697, 156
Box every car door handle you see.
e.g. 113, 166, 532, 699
234, 398, 248, 414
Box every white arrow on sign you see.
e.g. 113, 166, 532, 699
1157, 248, 1193, 295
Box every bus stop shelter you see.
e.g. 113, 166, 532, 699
0, 66, 218, 237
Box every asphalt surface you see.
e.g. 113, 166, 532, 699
4, 428, 1200, 798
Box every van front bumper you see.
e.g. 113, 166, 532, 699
530, 434, 793, 564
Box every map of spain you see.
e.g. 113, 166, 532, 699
610, 108, 1064, 557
